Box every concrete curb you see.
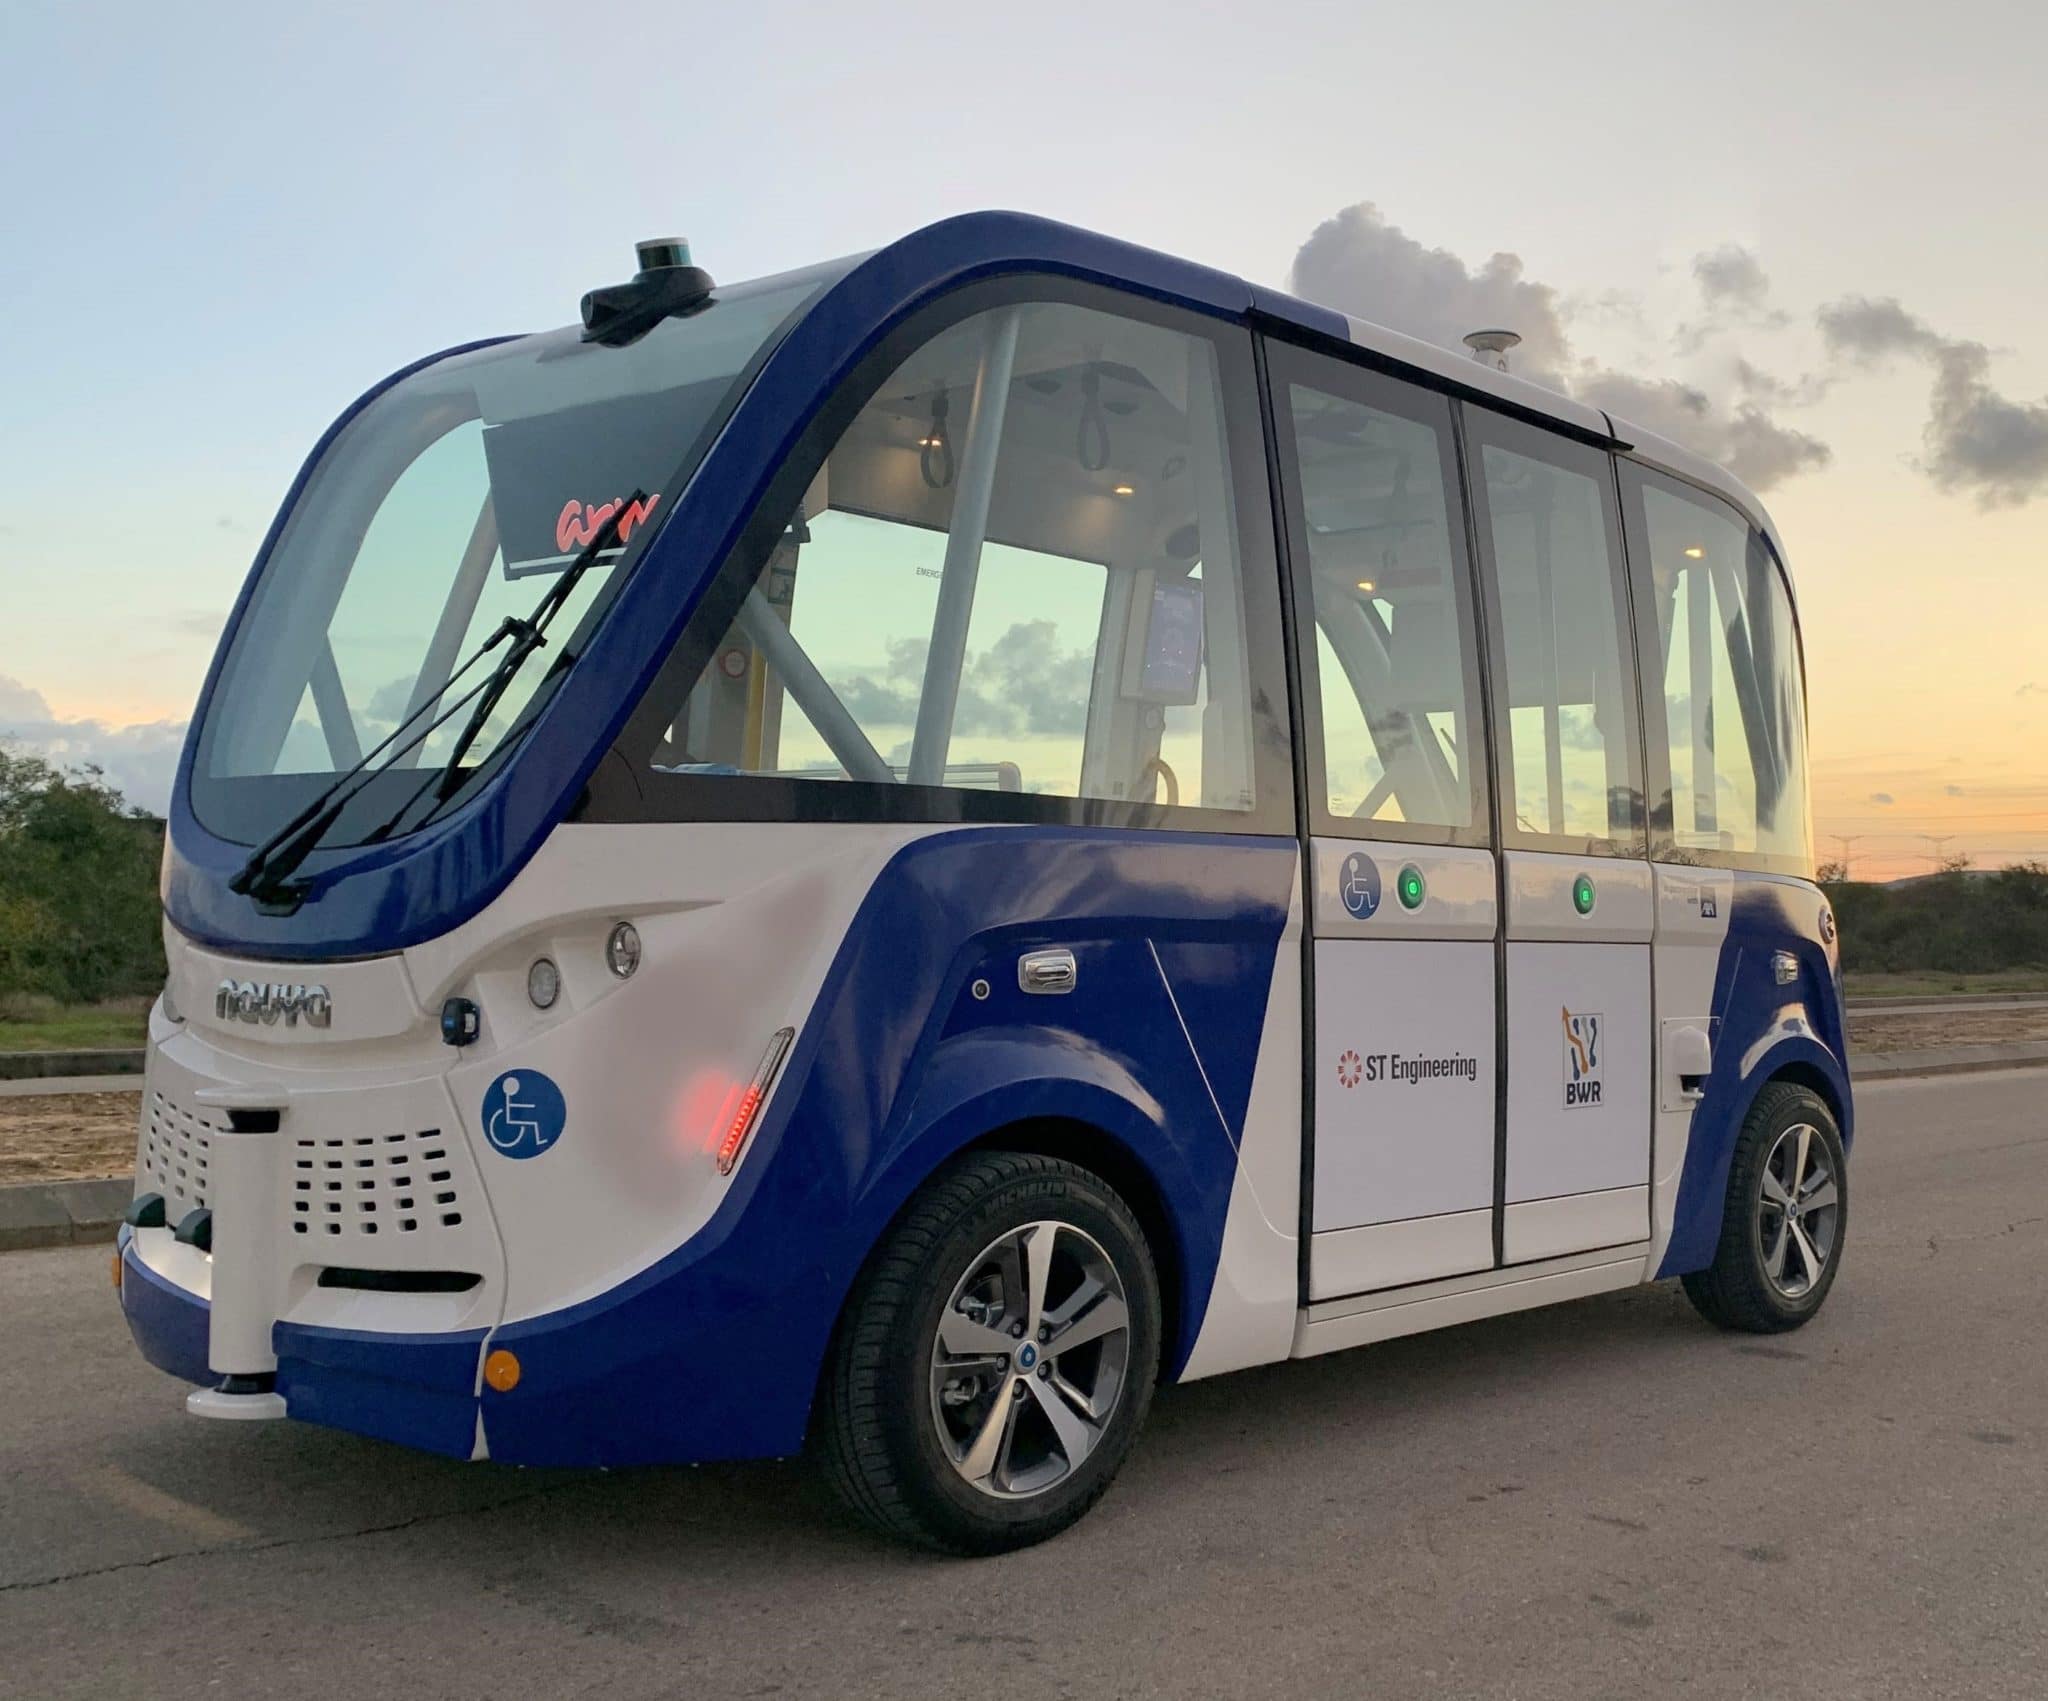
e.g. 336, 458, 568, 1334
1847, 991, 2046, 1010
1849, 1043, 2048, 1081
0, 1049, 145, 1081
0, 1177, 134, 1251
0, 1074, 147, 1099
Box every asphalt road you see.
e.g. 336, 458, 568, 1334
3, 1072, 2044, 1701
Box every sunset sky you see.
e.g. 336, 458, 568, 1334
2, 0, 2042, 879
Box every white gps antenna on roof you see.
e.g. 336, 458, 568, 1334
1462, 328, 1522, 372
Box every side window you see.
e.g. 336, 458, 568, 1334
633, 293, 1274, 820
1272, 350, 1487, 839
1467, 415, 1645, 855
1623, 468, 1812, 874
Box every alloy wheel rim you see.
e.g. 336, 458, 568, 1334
929, 1219, 1132, 1500
1758, 1122, 1839, 1299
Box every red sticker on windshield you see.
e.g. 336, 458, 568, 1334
555, 493, 661, 553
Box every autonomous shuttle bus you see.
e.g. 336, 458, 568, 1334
119, 215, 1849, 1552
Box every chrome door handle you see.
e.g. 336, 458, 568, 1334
1018, 949, 1077, 995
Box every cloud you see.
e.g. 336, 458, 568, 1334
1818, 295, 2048, 507
827, 624, 1097, 745
0, 674, 186, 816
1945, 784, 1966, 796
1869, 792, 1896, 805
1574, 371, 1831, 492
1693, 245, 1774, 315
1288, 204, 1828, 492
1292, 204, 1576, 390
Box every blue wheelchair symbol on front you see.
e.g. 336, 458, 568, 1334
483, 1069, 566, 1159
1340, 852, 1382, 919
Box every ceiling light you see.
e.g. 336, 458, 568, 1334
1356, 579, 1376, 593
1683, 546, 1705, 559
1112, 484, 1135, 497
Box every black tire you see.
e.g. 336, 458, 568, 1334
1683, 1082, 1848, 1333
815, 1150, 1162, 1554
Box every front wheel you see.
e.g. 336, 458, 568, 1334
815, 1151, 1162, 1554
1683, 1082, 1848, 1333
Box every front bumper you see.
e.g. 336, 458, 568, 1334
118, 1229, 212, 1387
119, 1226, 486, 1458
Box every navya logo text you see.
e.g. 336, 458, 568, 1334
214, 980, 332, 1028
1562, 1007, 1603, 1108
483, 1069, 567, 1160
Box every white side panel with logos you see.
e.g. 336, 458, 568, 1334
1501, 851, 1653, 1263
1309, 839, 1498, 1299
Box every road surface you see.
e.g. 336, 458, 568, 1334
2, 1071, 2043, 1699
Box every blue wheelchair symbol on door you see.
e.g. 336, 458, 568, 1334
483, 1069, 567, 1159
1339, 852, 1382, 919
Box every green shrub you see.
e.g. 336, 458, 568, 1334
0, 744, 166, 1003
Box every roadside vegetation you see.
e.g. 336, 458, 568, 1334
0, 746, 165, 1052
1821, 860, 2048, 982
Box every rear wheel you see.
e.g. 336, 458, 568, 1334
816, 1150, 1161, 1554
1683, 1082, 1847, 1333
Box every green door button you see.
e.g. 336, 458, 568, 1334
1571, 873, 1596, 916
1396, 864, 1427, 910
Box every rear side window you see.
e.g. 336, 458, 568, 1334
1467, 413, 1646, 857
614, 285, 1288, 829
1269, 347, 1489, 842
1621, 467, 1811, 875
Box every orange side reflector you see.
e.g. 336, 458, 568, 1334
716, 1027, 795, 1176
484, 1349, 521, 1393
111, 1250, 124, 1291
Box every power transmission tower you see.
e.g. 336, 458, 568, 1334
1921, 833, 1957, 871
1830, 835, 1861, 876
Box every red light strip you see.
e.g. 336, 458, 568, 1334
716, 1027, 794, 1175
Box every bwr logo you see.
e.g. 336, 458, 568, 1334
1562, 1007, 1603, 1108
556, 493, 661, 553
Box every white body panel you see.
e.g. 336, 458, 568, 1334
1647, 865, 1734, 1271
1309, 1209, 1493, 1301
1308, 839, 1498, 1296
1312, 940, 1495, 1229
1502, 853, 1652, 1251
1295, 1244, 1650, 1358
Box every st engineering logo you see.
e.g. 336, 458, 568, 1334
1562, 1007, 1603, 1107
1338, 1047, 1480, 1088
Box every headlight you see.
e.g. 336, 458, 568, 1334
526, 957, 561, 1010
606, 921, 642, 980
161, 978, 183, 1024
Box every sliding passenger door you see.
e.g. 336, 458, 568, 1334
1464, 411, 1654, 1264
1268, 346, 1500, 1299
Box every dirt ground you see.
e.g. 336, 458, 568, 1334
0, 1093, 141, 1185
1847, 1003, 2048, 1055
1, 1004, 2043, 1186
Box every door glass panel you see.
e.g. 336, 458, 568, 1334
1281, 367, 1486, 837
1472, 427, 1644, 853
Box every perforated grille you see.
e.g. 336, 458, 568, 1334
140, 1091, 220, 1214
291, 1128, 467, 1239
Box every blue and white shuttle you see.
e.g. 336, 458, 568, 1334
118, 215, 1849, 1552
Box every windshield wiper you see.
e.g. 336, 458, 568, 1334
229, 498, 640, 906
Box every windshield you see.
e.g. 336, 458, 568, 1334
191, 259, 846, 847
